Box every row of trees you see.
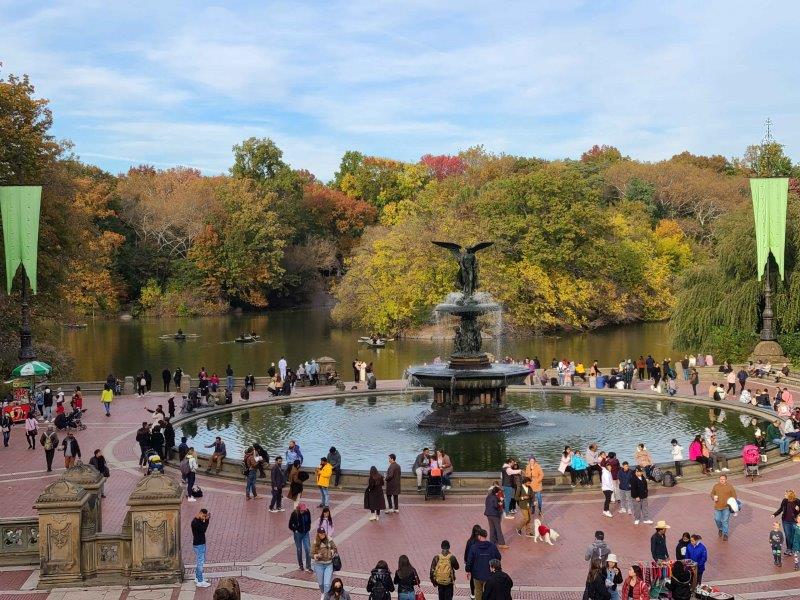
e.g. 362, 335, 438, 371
3, 70, 800, 375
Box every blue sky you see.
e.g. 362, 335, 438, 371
2, 1, 798, 180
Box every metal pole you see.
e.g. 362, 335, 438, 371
760, 257, 776, 341
19, 273, 36, 360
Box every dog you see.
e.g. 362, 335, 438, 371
533, 518, 557, 545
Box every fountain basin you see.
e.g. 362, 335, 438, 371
410, 363, 529, 390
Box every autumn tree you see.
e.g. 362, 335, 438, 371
419, 154, 467, 180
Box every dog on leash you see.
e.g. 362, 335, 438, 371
533, 518, 557, 545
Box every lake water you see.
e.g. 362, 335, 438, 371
58, 309, 679, 380
178, 392, 763, 471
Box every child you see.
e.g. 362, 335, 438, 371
770, 522, 784, 566
670, 439, 683, 478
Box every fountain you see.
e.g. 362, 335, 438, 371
409, 241, 529, 430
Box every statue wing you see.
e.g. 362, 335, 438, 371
466, 241, 493, 253
432, 241, 463, 255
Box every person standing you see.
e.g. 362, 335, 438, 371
173, 367, 183, 392
681, 356, 690, 380
617, 461, 633, 515
650, 521, 670, 561
364, 466, 386, 521
393, 555, 420, 600
524, 457, 544, 516
583, 559, 609, 600
603, 555, 624, 600
465, 529, 501, 600
311, 528, 338, 597
316, 457, 333, 508
150, 426, 165, 461
630, 467, 651, 525
772, 490, 800, 554
685, 534, 708, 583
135, 422, 150, 468
191, 509, 211, 587
620, 566, 649, 600
161, 368, 171, 392
100, 384, 113, 417
484, 485, 508, 548
711, 474, 736, 540
385, 453, 401, 514
269, 456, 286, 512
289, 503, 312, 571
162, 419, 175, 462
601, 464, 614, 518
42, 387, 54, 422
670, 439, 684, 478
244, 447, 259, 499
24, 413, 38, 449
327, 447, 342, 488
89, 449, 110, 497
430, 540, 459, 600
0, 411, 12, 448
225, 364, 234, 392
40, 426, 58, 471
689, 368, 699, 396
286, 440, 304, 466
278, 356, 288, 381
62, 431, 81, 468
183, 448, 198, 501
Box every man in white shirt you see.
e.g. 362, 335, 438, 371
278, 356, 287, 381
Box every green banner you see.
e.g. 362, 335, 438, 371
751, 178, 789, 280
0, 186, 42, 294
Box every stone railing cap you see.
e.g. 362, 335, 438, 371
35, 480, 87, 505
127, 473, 182, 505
62, 462, 104, 486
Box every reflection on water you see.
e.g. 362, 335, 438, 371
60, 309, 679, 380
178, 392, 765, 471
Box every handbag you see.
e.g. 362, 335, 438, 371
414, 586, 426, 600
332, 553, 342, 571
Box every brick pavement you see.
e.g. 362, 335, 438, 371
1, 378, 799, 599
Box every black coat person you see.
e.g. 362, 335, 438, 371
162, 369, 172, 392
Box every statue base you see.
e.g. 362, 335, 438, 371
750, 340, 789, 364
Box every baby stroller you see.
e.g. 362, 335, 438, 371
65, 408, 87, 431
425, 467, 446, 501
145, 449, 165, 475
742, 443, 760, 479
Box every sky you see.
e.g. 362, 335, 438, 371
2, 1, 798, 180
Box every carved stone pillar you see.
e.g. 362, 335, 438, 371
62, 462, 105, 536
126, 474, 184, 584
34, 480, 89, 587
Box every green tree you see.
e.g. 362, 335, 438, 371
230, 137, 290, 181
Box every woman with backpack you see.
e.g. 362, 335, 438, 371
366, 560, 394, 600
430, 539, 459, 600
393, 555, 420, 600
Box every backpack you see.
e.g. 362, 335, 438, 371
241, 458, 250, 476
433, 554, 454, 586
650, 466, 664, 483
240, 387, 250, 400
180, 458, 191, 477
369, 572, 387, 600
43, 434, 54, 451
191, 485, 203, 498
662, 470, 676, 487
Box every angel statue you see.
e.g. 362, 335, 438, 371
432, 241, 494, 298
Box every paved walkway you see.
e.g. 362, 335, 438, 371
0, 374, 797, 599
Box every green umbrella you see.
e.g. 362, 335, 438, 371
11, 361, 51, 377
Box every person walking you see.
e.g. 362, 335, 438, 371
385, 453, 401, 514
630, 466, 651, 525
244, 447, 259, 499
711, 474, 736, 540
327, 446, 342, 487
465, 529, 501, 600
584, 530, 610, 562
364, 466, 386, 521
161, 368, 171, 392
191, 509, 211, 587
316, 457, 333, 508
40, 426, 58, 472
393, 555, 420, 600
289, 503, 312, 571
689, 368, 699, 396
317, 506, 334, 538
269, 456, 286, 512
42, 387, 53, 422
366, 560, 394, 600
463, 525, 482, 600
24, 413, 38, 449
772, 490, 800, 554
100, 384, 113, 417
430, 540, 459, 600
62, 431, 81, 468
484, 485, 508, 548
311, 527, 338, 597
583, 559, 610, 600
514, 477, 533, 537
650, 521, 670, 561
483, 559, 512, 600
324, 577, 351, 600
